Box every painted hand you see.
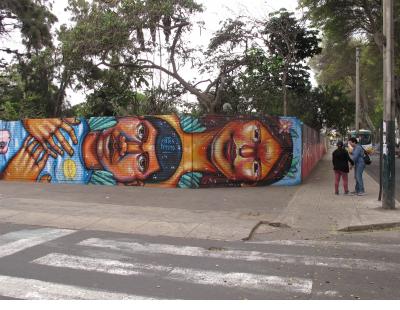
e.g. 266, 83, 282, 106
23, 118, 81, 158
1, 136, 50, 181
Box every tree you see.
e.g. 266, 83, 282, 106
293, 84, 354, 135
62, 2, 322, 114
61, 0, 230, 112
0, 1, 70, 119
0, 0, 57, 67
309, 37, 383, 130
262, 9, 321, 115
208, 11, 321, 116
299, 0, 400, 124
0, 48, 63, 119
218, 47, 312, 115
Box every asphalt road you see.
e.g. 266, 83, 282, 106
365, 154, 400, 201
0, 222, 400, 300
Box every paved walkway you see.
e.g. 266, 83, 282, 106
0, 149, 398, 241
0, 179, 297, 241
254, 150, 400, 240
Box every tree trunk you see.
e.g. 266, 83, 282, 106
280, 63, 289, 116
282, 72, 288, 116
54, 68, 71, 117
283, 86, 288, 116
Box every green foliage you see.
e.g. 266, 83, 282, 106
220, 48, 291, 115
218, 10, 321, 116
0, 0, 57, 50
300, 0, 400, 129
0, 48, 64, 121
299, 0, 383, 42
1, 0, 356, 130
0, 1, 62, 119
57, 0, 203, 115
263, 9, 321, 62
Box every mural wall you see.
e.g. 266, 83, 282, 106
301, 124, 327, 180
0, 115, 303, 188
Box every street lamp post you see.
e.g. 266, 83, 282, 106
356, 47, 360, 133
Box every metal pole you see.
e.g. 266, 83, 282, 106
356, 47, 360, 132
378, 120, 383, 201
382, 0, 396, 209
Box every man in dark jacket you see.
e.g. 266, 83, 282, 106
332, 141, 354, 195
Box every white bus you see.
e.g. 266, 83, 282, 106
347, 129, 374, 154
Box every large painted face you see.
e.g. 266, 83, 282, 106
211, 120, 282, 182
96, 117, 160, 182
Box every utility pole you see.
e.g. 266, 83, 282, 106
382, 0, 396, 209
355, 47, 360, 132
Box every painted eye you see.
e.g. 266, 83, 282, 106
136, 123, 147, 141
253, 161, 260, 176
253, 127, 260, 142
137, 153, 148, 173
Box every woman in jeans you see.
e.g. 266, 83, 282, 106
348, 137, 366, 195
332, 141, 354, 195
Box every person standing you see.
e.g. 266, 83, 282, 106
332, 141, 354, 195
348, 137, 366, 195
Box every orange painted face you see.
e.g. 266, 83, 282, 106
211, 120, 282, 182
96, 117, 160, 182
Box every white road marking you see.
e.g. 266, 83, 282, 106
0, 228, 75, 258
249, 239, 400, 254
0, 275, 153, 300
33, 253, 172, 275
167, 268, 312, 294
33, 253, 313, 294
79, 238, 400, 273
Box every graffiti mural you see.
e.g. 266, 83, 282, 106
0, 115, 302, 188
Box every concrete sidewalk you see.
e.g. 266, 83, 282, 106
0, 150, 398, 241
0, 180, 297, 241
254, 149, 400, 240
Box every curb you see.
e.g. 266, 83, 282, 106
338, 221, 400, 232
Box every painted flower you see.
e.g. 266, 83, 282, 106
279, 119, 292, 134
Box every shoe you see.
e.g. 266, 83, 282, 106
335, 192, 339, 195
344, 191, 350, 195
357, 192, 366, 196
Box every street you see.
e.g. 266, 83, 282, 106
0, 222, 400, 300
0, 152, 399, 300
365, 154, 400, 201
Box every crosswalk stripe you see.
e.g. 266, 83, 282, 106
249, 239, 400, 254
79, 238, 400, 273
33, 253, 172, 275
0, 275, 153, 300
0, 228, 75, 258
33, 253, 313, 294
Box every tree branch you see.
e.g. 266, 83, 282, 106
193, 79, 212, 87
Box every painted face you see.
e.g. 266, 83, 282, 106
96, 117, 160, 182
0, 130, 10, 154
211, 120, 282, 182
